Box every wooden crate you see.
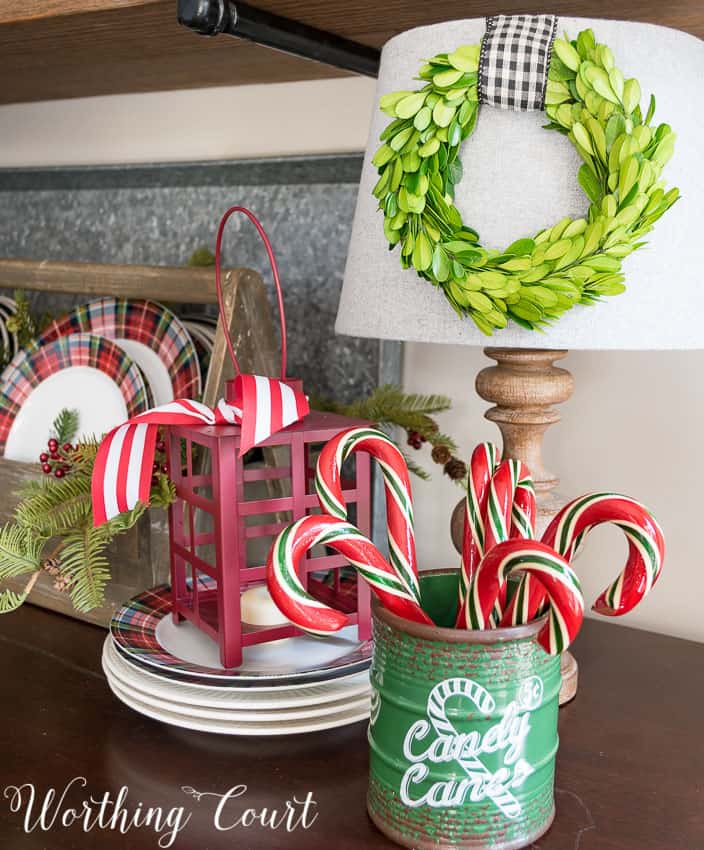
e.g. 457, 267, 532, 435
0, 258, 279, 626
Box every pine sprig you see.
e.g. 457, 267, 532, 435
1, 418, 174, 614
312, 384, 461, 480
50, 408, 79, 446
15, 473, 93, 537
314, 385, 455, 446
0, 524, 45, 580
401, 451, 431, 481
0, 588, 31, 614
59, 503, 147, 612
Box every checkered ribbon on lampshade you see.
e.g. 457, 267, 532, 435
478, 14, 559, 111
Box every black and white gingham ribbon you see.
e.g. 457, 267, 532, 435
478, 14, 558, 111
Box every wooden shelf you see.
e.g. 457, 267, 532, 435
0, 1, 701, 105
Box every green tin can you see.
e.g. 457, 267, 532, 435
368, 570, 561, 850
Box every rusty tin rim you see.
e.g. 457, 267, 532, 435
367, 799, 556, 850
371, 568, 548, 644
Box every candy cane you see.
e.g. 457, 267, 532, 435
484, 459, 520, 553
484, 459, 534, 626
541, 492, 665, 616
266, 514, 432, 635
500, 469, 539, 626
315, 426, 420, 605
455, 442, 501, 628
466, 539, 584, 655
510, 470, 536, 541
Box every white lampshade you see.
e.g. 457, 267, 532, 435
338, 17, 704, 350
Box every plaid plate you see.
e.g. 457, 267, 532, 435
38, 297, 202, 401
479, 14, 558, 111
0, 333, 152, 450
110, 577, 372, 685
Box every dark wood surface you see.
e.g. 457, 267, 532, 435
0, 604, 701, 849
0, 1, 700, 105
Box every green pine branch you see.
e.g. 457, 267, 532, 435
60, 503, 146, 612
401, 451, 431, 481
311, 384, 458, 478
0, 588, 31, 614
15, 473, 93, 537
51, 408, 80, 446
60, 525, 113, 612
0, 524, 45, 580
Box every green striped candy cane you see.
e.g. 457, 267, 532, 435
315, 426, 421, 605
266, 514, 432, 635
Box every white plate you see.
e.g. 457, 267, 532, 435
105, 635, 370, 701
103, 644, 370, 722
5, 367, 128, 462
106, 676, 370, 736
0, 334, 151, 461
191, 321, 216, 344
184, 322, 214, 352
113, 338, 173, 406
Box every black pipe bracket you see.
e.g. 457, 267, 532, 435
177, 0, 381, 78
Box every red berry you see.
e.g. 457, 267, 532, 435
50, 452, 61, 461
161, 464, 169, 474
54, 468, 65, 479
156, 440, 166, 453
41, 463, 52, 474
152, 461, 159, 472
63, 443, 73, 452
151, 475, 158, 486
39, 452, 49, 463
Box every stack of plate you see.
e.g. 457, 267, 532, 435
103, 582, 373, 735
0, 297, 202, 461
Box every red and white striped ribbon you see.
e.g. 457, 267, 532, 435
91, 374, 309, 526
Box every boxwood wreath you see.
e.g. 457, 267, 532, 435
372, 28, 679, 334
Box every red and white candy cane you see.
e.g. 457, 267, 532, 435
500, 469, 539, 626
315, 426, 420, 605
455, 442, 501, 628
542, 492, 665, 616
510, 469, 536, 541
266, 514, 432, 635
466, 539, 585, 655
484, 458, 534, 625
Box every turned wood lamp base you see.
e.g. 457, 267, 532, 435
450, 347, 578, 706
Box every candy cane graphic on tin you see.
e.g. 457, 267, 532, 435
426, 678, 522, 818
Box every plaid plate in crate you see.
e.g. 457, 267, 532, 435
38, 297, 202, 400
0, 333, 152, 450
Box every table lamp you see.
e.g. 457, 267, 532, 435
337, 15, 703, 548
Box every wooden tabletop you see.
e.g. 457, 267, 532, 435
0, 604, 701, 849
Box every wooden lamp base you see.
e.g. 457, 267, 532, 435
450, 347, 578, 705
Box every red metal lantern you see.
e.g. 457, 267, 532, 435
166, 207, 372, 668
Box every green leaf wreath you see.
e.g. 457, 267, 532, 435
372, 28, 679, 334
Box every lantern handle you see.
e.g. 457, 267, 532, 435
214, 205, 288, 379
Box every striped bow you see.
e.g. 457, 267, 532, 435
91, 374, 309, 526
